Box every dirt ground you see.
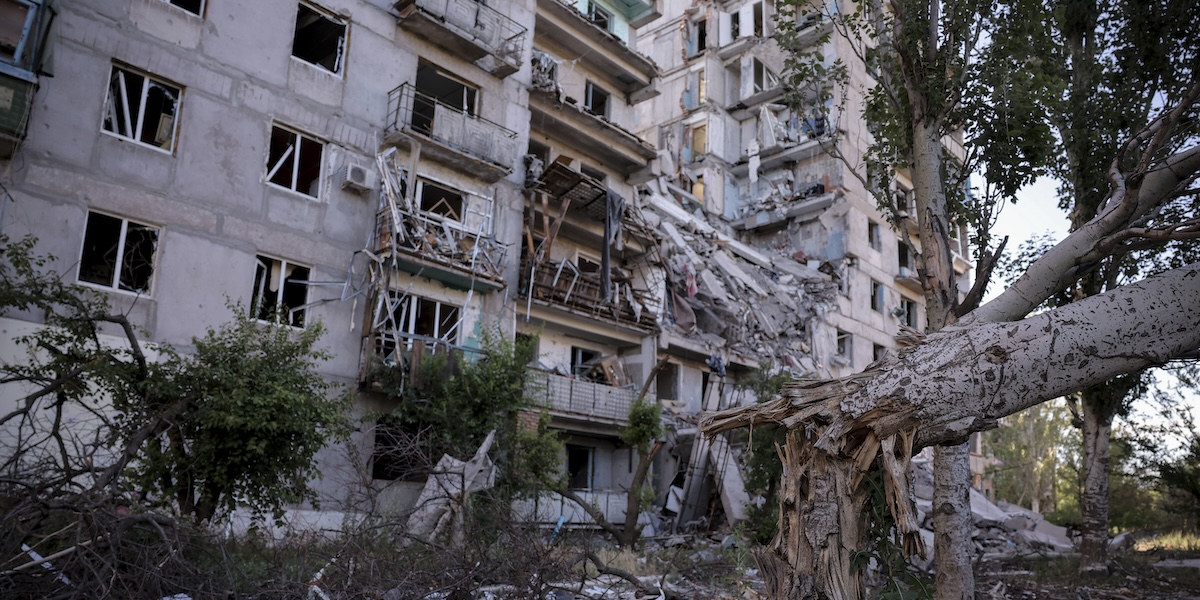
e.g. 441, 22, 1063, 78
974, 552, 1200, 599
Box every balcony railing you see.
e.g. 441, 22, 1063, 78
395, 0, 526, 76
512, 490, 627, 526
385, 83, 518, 175
519, 256, 658, 332
525, 369, 652, 425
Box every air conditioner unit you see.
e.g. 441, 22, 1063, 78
339, 162, 377, 193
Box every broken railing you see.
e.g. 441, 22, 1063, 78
512, 489, 628, 526
519, 256, 657, 331
373, 205, 506, 283
385, 83, 519, 170
525, 369, 652, 425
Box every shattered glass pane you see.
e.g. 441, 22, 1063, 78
78, 212, 123, 288
117, 222, 158, 293
292, 3, 346, 74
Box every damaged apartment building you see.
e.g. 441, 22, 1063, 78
0, 0, 979, 534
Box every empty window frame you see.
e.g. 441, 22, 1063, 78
78, 211, 159, 294
565, 443, 595, 489
901, 297, 919, 328
584, 81, 609, 117
683, 122, 707, 162
292, 2, 346, 75
873, 343, 886, 362
895, 185, 912, 213
867, 220, 882, 251
753, 1, 765, 36
418, 179, 465, 222
412, 62, 477, 134
587, 3, 612, 31
835, 329, 851, 358
870, 279, 884, 313
0, 0, 41, 66
251, 255, 311, 327
266, 124, 324, 198
383, 293, 462, 350
102, 65, 181, 151
752, 58, 777, 93
897, 240, 913, 273
571, 346, 601, 379
688, 17, 707, 55
163, 0, 203, 15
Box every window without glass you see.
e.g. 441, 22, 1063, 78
292, 2, 346, 74
412, 61, 477, 134
251, 255, 310, 327
901, 297, 918, 328
873, 343, 886, 362
752, 58, 777, 93
587, 3, 611, 31
898, 240, 913, 274
835, 329, 851, 359
572, 346, 600, 379
584, 81, 609, 117
372, 417, 430, 481
102, 65, 181, 151
266, 125, 324, 197
164, 0, 203, 15
78, 211, 158, 294
867, 220, 882, 251
378, 293, 462, 357
418, 180, 464, 222
688, 18, 707, 54
566, 444, 595, 489
871, 279, 884, 312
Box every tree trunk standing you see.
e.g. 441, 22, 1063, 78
933, 444, 974, 598
1078, 393, 1114, 573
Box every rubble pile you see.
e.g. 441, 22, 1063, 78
909, 457, 1075, 569
636, 184, 839, 375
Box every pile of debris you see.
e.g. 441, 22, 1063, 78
636, 181, 840, 375
909, 456, 1075, 570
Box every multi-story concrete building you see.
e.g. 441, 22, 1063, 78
0, 0, 977, 529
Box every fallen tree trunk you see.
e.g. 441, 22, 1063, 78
701, 263, 1200, 598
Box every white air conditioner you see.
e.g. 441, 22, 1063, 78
339, 162, 376, 193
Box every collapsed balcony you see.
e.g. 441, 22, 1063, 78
393, 0, 527, 77
384, 83, 518, 182
519, 257, 657, 333
372, 150, 507, 292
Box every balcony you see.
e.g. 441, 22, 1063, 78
895, 265, 922, 295
536, 0, 658, 99
374, 205, 507, 292
384, 83, 518, 182
512, 489, 628, 526
394, 0, 526, 78
526, 369, 653, 426
527, 95, 657, 177
520, 257, 658, 334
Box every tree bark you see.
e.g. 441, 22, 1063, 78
1078, 394, 1113, 573
933, 443, 974, 599
703, 263, 1200, 599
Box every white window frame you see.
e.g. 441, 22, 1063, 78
390, 293, 462, 346
265, 123, 325, 199
752, 58, 777, 93
0, 0, 40, 70
901, 297, 919, 328
101, 64, 182, 153
584, 80, 609, 117
77, 211, 159, 296
251, 254, 311, 328
870, 279, 885, 313
587, 3, 612, 31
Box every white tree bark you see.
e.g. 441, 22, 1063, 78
1078, 401, 1113, 573
933, 443, 974, 600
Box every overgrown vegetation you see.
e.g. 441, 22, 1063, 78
738, 369, 792, 545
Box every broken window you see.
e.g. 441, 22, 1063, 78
580, 163, 606, 183
266, 124, 324, 198
683, 122, 707, 163
78, 211, 159, 294
292, 2, 346, 75
571, 346, 601, 379
584, 81, 609, 118
752, 58, 777, 93
0, 0, 39, 65
413, 61, 477, 134
901, 297, 918, 328
867, 220, 882, 251
898, 240, 913, 274
753, 1, 765, 36
896, 186, 912, 213
835, 329, 851, 361
565, 444, 595, 489
102, 65, 181, 151
873, 343, 886, 362
379, 293, 462, 357
871, 279, 884, 313
682, 69, 705, 109
251, 255, 310, 327
418, 179, 464, 222
656, 362, 680, 401
587, 3, 611, 31
687, 17, 707, 55
577, 254, 601, 275
163, 0, 203, 15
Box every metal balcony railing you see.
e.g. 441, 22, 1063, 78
386, 83, 519, 170
396, 0, 526, 73
525, 369, 652, 425
374, 207, 507, 283
519, 256, 658, 331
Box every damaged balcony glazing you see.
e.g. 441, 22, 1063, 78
384, 83, 518, 182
